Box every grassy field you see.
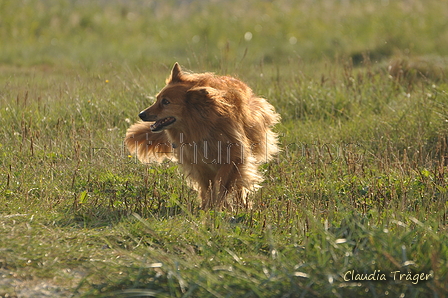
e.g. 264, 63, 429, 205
0, 0, 447, 297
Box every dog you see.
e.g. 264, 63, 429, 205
125, 63, 280, 210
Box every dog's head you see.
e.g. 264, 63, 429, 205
138, 63, 189, 133
138, 63, 223, 133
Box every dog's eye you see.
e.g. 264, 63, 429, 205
162, 98, 170, 105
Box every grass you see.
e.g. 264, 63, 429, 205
0, 0, 447, 297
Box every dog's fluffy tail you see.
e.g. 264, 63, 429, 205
125, 121, 174, 163
247, 96, 281, 163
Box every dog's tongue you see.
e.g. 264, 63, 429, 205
150, 117, 176, 132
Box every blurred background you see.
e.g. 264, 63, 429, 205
1, 0, 447, 72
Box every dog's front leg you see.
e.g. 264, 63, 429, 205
199, 180, 215, 210
212, 163, 242, 210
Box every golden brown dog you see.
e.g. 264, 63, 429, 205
125, 63, 280, 210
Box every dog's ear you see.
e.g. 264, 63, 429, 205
167, 62, 183, 83
186, 87, 217, 102
187, 87, 231, 116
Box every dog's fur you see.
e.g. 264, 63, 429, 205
125, 63, 280, 209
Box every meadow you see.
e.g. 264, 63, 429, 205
0, 0, 447, 297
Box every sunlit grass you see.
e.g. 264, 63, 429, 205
2, 0, 448, 67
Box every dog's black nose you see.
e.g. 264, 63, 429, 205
139, 111, 148, 121
139, 111, 156, 122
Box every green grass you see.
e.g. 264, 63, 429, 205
0, 0, 447, 297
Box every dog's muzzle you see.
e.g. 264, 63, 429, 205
139, 111, 156, 122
